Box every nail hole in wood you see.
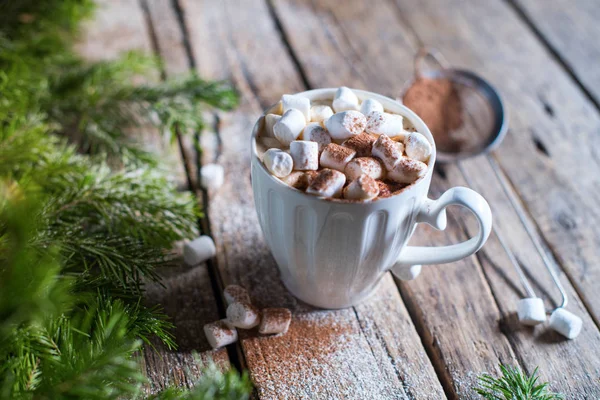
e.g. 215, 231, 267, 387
531, 134, 550, 157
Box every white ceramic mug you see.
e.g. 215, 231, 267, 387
251, 88, 492, 309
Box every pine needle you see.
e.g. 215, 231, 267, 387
475, 364, 564, 400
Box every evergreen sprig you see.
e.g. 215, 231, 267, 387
475, 364, 563, 400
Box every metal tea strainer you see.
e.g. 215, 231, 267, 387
399, 48, 581, 338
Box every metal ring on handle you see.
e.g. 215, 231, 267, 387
414, 47, 451, 79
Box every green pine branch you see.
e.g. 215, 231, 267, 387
475, 364, 563, 400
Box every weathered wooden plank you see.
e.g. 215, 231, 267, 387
177, 0, 445, 398
79, 0, 229, 389
270, 0, 600, 397
510, 0, 600, 106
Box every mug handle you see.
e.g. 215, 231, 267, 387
390, 186, 492, 280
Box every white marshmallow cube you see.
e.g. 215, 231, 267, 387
345, 157, 384, 181
290, 140, 318, 171
325, 110, 367, 140
360, 98, 384, 115
302, 123, 331, 152
259, 308, 292, 335
332, 86, 359, 112
263, 148, 293, 178
282, 94, 311, 122
226, 301, 261, 329
343, 175, 380, 201
387, 157, 428, 184
516, 298, 546, 326
405, 132, 432, 162
320, 143, 356, 172
200, 163, 224, 191
372, 134, 403, 170
224, 284, 251, 305
549, 308, 582, 339
183, 236, 216, 266
306, 169, 346, 198
274, 109, 306, 146
310, 105, 334, 123
366, 111, 404, 138
264, 114, 281, 138
204, 319, 238, 349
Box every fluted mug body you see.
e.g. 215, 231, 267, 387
251, 89, 492, 309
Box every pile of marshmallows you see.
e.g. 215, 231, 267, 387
204, 285, 292, 349
259, 87, 432, 200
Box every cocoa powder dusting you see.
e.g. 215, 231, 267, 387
403, 77, 464, 152
343, 133, 376, 157
324, 143, 356, 163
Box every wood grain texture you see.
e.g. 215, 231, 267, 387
510, 0, 600, 105
270, 0, 600, 397
177, 0, 445, 398
79, 0, 229, 390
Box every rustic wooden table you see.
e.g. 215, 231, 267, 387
79, 0, 600, 398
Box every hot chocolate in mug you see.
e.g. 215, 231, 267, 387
251, 88, 492, 309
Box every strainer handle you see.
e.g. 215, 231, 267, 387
390, 186, 492, 280
414, 47, 450, 79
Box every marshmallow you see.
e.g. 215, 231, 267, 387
274, 109, 306, 146
304, 170, 319, 185
516, 298, 546, 326
343, 175, 380, 201
345, 157, 384, 181
282, 94, 311, 122
264, 114, 281, 137
306, 169, 346, 198
302, 123, 331, 152
387, 157, 428, 184
549, 308, 582, 339
372, 134, 403, 170
342, 132, 376, 157
320, 143, 356, 172
258, 137, 283, 150
183, 236, 216, 266
290, 140, 318, 171
224, 284, 251, 305
405, 132, 432, 162
395, 140, 405, 155
226, 302, 261, 329
325, 111, 367, 140
377, 180, 393, 198
259, 308, 292, 335
310, 105, 334, 123
204, 319, 238, 349
366, 111, 404, 138
332, 86, 359, 112
360, 98, 384, 115
280, 171, 311, 190
200, 163, 224, 191
263, 148, 293, 178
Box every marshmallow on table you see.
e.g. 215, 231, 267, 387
387, 157, 428, 184
516, 297, 546, 326
259, 308, 292, 335
302, 123, 332, 152
366, 111, 404, 138
183, 236, 216, 266
204, 319, 238, 349
343, 175, 380, 201
342, 132, 376, 157
372, 134, 403, 170
224, 284, 251, 305
345, 157, 384, 181
320, 143, 356, 172
200, 163, 224, 191
226, 302, 261, 329
264, 114, 281, 138
549, 308, 582, 339
325, 110, 367, 140
263, 148, 293, 178
306, 168, 346, 198
332, 86, 359, 112
310, 105, 334, 123
290, 140, 318, 171
274, 109, 306, 146
282, 94, 311, 122
360, 98, 384, 115
405, 132, 432, 162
